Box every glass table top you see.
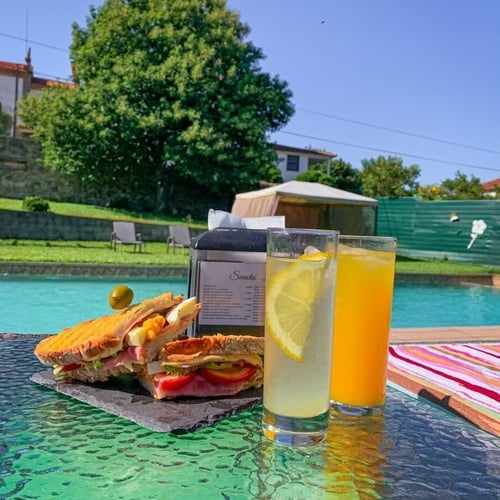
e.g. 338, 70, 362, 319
1, 334, 499, 499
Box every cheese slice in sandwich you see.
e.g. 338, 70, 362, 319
138, 334, 264, 399
34, 292, 201, 383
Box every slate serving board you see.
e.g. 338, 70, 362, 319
31, 370, 263, 433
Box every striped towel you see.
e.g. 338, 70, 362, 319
387, 343, 500, 437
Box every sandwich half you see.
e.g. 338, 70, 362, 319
139, 334, 264, 399
34, 292, 201, 383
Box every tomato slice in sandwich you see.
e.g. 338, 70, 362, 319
155, 371, 196, 391
61, 363, 81, 372
200, 363, 257, 385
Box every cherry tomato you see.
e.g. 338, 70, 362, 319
200, 364, 257, 385
156, 371, 196, 391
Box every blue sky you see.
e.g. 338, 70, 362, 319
1, 0, 499, 186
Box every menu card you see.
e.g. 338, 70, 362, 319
198, 261, 265, 327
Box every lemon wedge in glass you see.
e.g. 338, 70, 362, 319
265, 253, 331, 362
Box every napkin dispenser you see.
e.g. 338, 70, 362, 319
187, 228, 267, 337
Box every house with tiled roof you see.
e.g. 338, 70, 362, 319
271, 143, 336, 182
482, 177, 500, 197
0, 51, 73, 137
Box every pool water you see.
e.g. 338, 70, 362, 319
392, 282, 499, 328
0, 275, 499, 334
1, 276, 187, 334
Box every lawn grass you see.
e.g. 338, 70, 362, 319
0, 239, 189, 266
1, 239, 499, 274
394, 255, 499, 275
1, 197, 499, 274
0, 197, 207, 228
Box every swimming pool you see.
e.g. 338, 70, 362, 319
1, 276, 187, 334
392, 282, 499, 329
1, 275, 499, 334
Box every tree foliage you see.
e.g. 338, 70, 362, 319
416, 184, 442, 200
440, 171, 485, 200
261, 162, 283, 184
19, 0, 294, 215
0, 103, 12, 136
360, 156, 420, 198
296, 158, 362, 192
296, 168, 335, 187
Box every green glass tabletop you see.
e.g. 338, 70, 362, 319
1, 334, 498, 498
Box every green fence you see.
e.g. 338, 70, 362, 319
376, 198, 500, 266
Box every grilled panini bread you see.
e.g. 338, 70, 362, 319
138, 334, 264, 399
34, 292, 201, 383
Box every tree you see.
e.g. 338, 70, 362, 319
360, 156, 420, 198
261, 163, 283, 184
296, 168, 335, 187
296, 158, 362, 192
416, 184, 442, 200
328, 158, 362, 192
19, 0, 294, 215
440, 171, 485, 199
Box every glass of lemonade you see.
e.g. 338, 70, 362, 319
263, 228, 338, 446
330, 236, 396, 417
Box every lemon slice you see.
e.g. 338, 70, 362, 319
299, 250, 332, 262
266, 256, 331, 362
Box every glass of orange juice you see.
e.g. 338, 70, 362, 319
263, 228, 338, 445
330, 236, 396, 417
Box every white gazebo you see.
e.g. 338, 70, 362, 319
231, 181, 378, 235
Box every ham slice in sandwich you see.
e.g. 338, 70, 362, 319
139, 334, 264, 399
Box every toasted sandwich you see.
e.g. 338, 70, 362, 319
138, 334, 264, 399
34, 292, 201, 383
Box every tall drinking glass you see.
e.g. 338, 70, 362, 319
263, 228, 338, 445
330, 236, 396, 416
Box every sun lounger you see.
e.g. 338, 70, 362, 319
110, 221, 144, 252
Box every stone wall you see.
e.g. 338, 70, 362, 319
0, 136, 85, 202
0, 136, 113, 205
395, 272, 496, 286
0, 261, 188, 277
0, 209, 203, 242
